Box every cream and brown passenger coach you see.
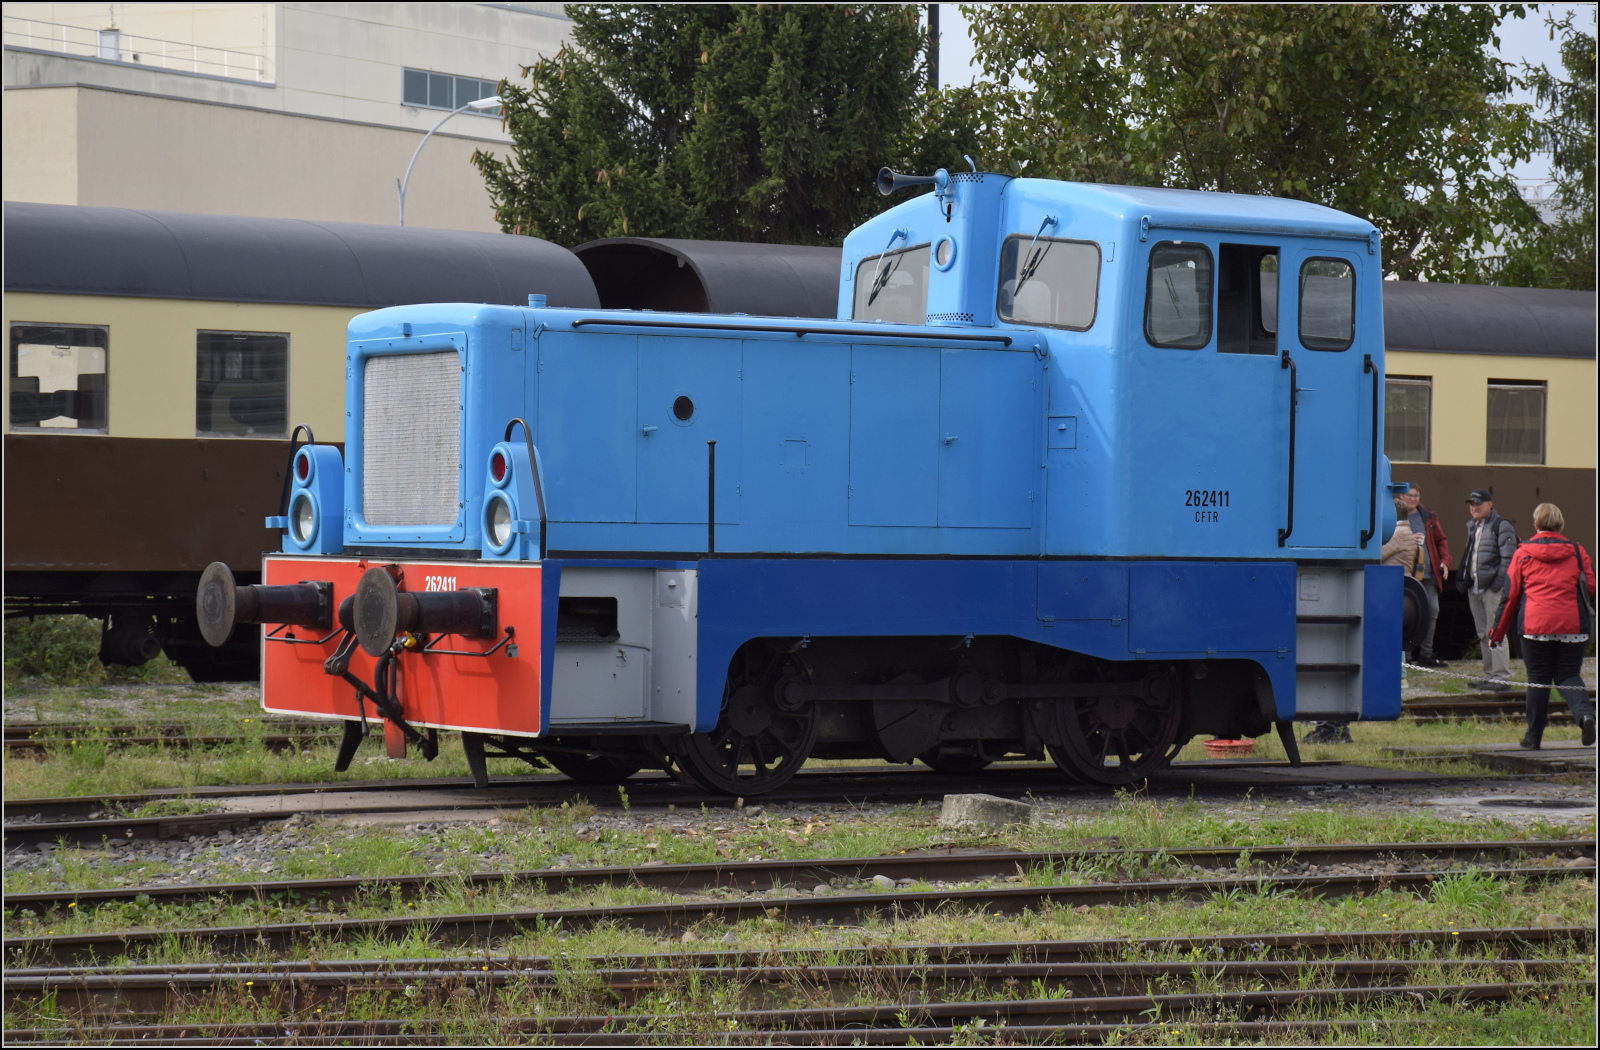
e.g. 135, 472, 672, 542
2, 202, 842, 678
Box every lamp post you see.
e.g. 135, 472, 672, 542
397, 95, 503, 227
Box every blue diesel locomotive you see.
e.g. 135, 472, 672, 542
197, 166, 1407, 793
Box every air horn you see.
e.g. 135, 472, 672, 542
877, 166, 951, 197
196, 561, 332, 647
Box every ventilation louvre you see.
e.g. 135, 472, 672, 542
362, 351, 461, 527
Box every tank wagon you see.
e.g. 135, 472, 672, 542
192, 167, 1410, 793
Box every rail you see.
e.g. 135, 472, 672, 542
2, 15, 273, 83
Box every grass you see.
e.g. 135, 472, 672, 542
8, 706, 1580, 801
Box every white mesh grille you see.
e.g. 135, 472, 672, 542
362, 351, 461, 527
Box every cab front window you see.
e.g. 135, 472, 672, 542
853, 243, 930, 324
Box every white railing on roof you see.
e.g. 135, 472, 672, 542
3, 15, 272, 83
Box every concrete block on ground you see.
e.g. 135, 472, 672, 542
938, 793, 1034, 830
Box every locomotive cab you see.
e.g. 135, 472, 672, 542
199, 167, 1405, 793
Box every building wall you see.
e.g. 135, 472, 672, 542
3, 3, 568, 230
1386, 350, 1595, 470
4, 291, 363, 441
3, 85, 510, 230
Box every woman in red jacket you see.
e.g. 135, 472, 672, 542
1490, 503, 1596, 749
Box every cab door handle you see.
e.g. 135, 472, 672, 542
642, 425, 657, 435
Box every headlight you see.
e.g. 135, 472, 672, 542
290, 493, 315, 543
486, 494, 513, 549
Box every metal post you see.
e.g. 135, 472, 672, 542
928, 4, 940, 94
707, 440, 716, 555
397, 100, 480, 227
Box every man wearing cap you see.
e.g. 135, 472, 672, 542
1460, 489, 1518, 691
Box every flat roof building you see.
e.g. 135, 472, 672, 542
2, 2, 568, 231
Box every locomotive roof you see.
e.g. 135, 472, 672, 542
1024, 180, 1379, 240
574, 237, 841, 318
1, 202, 601, 310
1382, 280, 1595, 360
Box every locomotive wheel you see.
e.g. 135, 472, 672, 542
1046, 674, 1183, 786
674, 670, 818, 796
544, 752, 643, 784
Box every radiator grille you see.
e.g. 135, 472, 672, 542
362, 351, 461, 527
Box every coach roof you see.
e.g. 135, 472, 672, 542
2, 202, 601, 309
1383, 280, 1595, 360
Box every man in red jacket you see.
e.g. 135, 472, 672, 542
1402, 485, 1451, 667
1489, 503, 1596, 749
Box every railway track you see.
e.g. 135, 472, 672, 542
9, 856, 1592, 965
7, 925, 1586, 1033
0, 758, 1492, 850
4, 981, 1581, 1043
4, 955, 1576, 1016
6, 838, 1591, 915
3, 721, 340, 756
1401, 687, 1597, 724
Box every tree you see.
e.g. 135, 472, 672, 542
474, 4, 929, 247
1494, 10, 1596, 290
962, 4, 1539, 281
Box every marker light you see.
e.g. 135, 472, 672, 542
491, 450, 508, 485
486, 493, 513, 549
291, 493, 316, 543
295, 450, 311, 482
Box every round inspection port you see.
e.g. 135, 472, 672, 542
672, 395, 695, 422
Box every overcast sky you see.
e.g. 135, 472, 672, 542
931, 3, 1594, 186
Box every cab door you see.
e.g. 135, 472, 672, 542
1281, 247, 1368, 552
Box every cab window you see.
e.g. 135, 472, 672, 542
1144, 241, 1213, 349
1299, 258, 1355, 351
853, 243, 930, 324
1217, 244, 1278, 355
996, 235, 1100, 330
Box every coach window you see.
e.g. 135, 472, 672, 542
1298, 258, 1355, 350
8, 324, 108, 432
996, 235, 1100, 330
1486, 380, 1545, 465
196, 331, 288, 437
1217, 244, 1278, 355
1144, 241, 1213, 349
853, 242, 931, 325
1384, 376, 1432, 463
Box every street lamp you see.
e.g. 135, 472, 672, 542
397, 95, 504, 227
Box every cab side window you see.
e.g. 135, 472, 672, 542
8, 323, 108, 432
1144, 241, 1213, 349
853, 243, 931, 325
1298, 258, 1355, 351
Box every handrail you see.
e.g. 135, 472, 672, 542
569, 317, 1014, 346
1359, 353, 1379, 549
504, 418, 547, 559
1277, 352, 1297, 548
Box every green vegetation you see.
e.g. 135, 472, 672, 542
1494, 9, 1597, 290
961, 3, 1539, 284
476, 4, 943, 247
3, 615, 188, 687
